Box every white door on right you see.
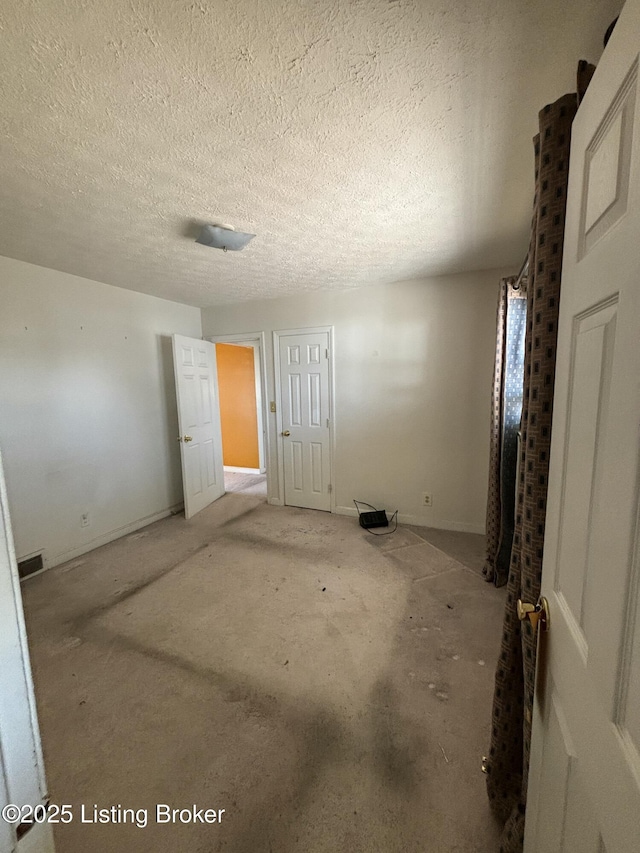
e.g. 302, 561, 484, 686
277, 330, 331, 511
525, 2, 640, 850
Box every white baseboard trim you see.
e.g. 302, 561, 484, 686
334, 505, 485, 535
268, 497, 284, 506
33, 503, 185, 574
334, 506, 363, 519
224, 466, 261, 474
431, 520, 486, 535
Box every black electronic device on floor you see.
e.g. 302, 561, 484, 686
353, 500, 398, 535
358, 509, 389, 529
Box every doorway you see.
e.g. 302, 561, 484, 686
208, 333, 269, 499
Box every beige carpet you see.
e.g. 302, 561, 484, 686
224, 470, 267, 496
22, 494, 504, 852
405, 525, 486, 577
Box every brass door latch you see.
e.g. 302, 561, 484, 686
517, 596, 550, 632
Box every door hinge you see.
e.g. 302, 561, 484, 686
328, 484, 332, 493
326, 418, 330, 428
325, 348, 329, 359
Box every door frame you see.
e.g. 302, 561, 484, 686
273, 326, 336, 512
207, 331, 271, 485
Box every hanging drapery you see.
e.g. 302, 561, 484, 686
483, 273, 528, 588
484, 91, 578, 852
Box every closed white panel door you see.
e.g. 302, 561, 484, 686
278, 332, 331, 511
525, 4, 640, 851
172, 335, 224, 519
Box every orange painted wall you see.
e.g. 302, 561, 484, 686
216, 343, 260, 469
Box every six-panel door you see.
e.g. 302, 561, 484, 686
525, 3, 640, 849
278, 332, 331, 511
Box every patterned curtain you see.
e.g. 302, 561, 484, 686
484, 92, 578, 852
483, 275, 528, 588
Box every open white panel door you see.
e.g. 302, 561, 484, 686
525, 3, 640, 851
172, 335, 224, 519
0, 447, 54, 853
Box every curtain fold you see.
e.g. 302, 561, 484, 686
485, 91, 578, 852
483, 276, 527, 587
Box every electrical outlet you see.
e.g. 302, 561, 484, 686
422, 493, 433, 507
81, 512, 90, 528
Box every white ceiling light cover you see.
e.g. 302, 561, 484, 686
196, 224, 255, 251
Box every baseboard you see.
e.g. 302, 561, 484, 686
25, 503, 185, 576
426, 519, 486, 535
334, 506, 364, 519
224, 466, 261, 474
334, 505, 485, 535
268, 497, 283, 506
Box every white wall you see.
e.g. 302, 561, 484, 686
0, 256, 202, 568
202, 269, 510, 534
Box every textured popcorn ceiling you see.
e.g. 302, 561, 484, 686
0, 0, 620, 306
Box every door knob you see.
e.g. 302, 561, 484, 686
281, 430, 291, 437
517, 596, 550, 632
177, 435, 193, 442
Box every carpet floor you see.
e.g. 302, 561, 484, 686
22, 494, 505, 852
224, 470, 267, 496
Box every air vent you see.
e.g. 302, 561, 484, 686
18, 553, 44, 579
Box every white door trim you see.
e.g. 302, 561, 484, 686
273, 326, 336, 512
207, 331, 271, 485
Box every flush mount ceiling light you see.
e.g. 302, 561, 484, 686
195, 223, 255, 252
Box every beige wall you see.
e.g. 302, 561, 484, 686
203, 269, 510, 533
0, 256, 510, 563
0, 256, 202, 568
